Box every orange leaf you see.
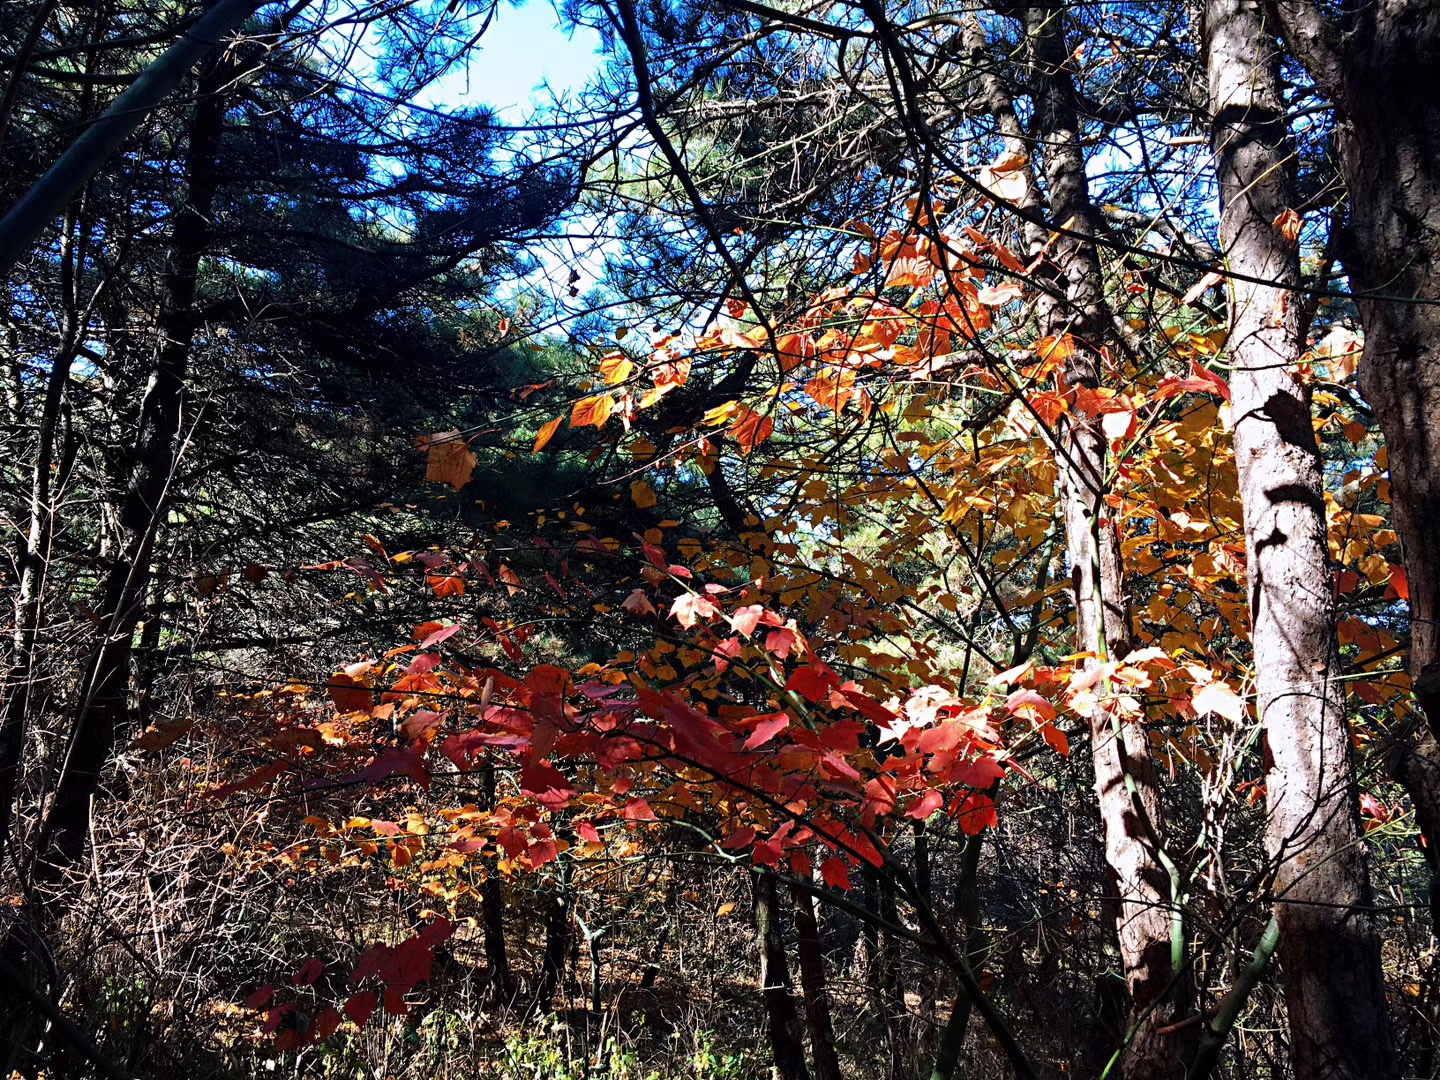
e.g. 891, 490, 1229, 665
599, 352, 634, 385
730, 406, 774, 454
570, 394, 616, 429
1273, 207, 1303, 244
427, 572, 464, 598
1387, 565, 1410, 602
631, 480, 658, 508
419, 430, 476, 490
533, 415, 562, 453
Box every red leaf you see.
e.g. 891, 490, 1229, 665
576, 822, 602, 843
670, 592, 720, 629
820, 857, 851, 890
954, 792, 998, 835
621, 588, 656, 616
623, 798, 657, 821
713, 636, 742, 672
243, 983, 275, 1010
417, 623, 461, 649
730, 604, 764, 637
383, 986, 410, 1016
262, 1005, 291, 1035
327, 672, 372, 713
520, 761, 577, 809
312, 1007, 342, 1041
744, 713, 790, 750
342, 996, 377, 1025
1387, 565, 1410, 601
785, 659, 839, 703
906, 789, 944, 821
752, 839, 782, 867
292, 956, 324, 987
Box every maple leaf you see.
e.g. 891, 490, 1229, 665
730, 604, 764, 637
313, 1008, 342, 1041
775, 333, 815, 372
1386, 565, 1410, 601
743, 713, 789, 750
621, 588, 656, 616
786, 659, 840, 703
345, 991, 378, 1028
623, 797, 657, 821
1273, 207, 1303, 244
327, 671, 372, 713
670, 592, 720, 629
977, 281, 1024, 306
954, 792, 998, 835
730, 405, 775, 454
906, 789, 944, 820
427, 572, 464, 598
820, 857, 851, 890
1154, 359, 1231, 403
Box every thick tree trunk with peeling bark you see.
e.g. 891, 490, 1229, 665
1198, 4, 1397, 1077
1019, 7, 1185, 1076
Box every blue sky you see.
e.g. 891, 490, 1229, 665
416, 1, 605, 116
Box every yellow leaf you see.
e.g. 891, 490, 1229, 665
631, 480, 658, 508
716, 901, 737, 917
599, 352, 634, 385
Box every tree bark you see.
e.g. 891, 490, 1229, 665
1020, 6, 1186, 1075
754, 873, 811, 1080
1198, 4, 1397, 1077
1269, 0, 1440, 734
31, 57, 229, 888
536, 884, 570, 1010
789, 881, 842, 1080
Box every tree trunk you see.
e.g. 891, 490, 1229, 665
0, 213, 80, 866
537, 859, 571, 1010
875, 871, 906, 1080
754, 873, 810, 1080
1021, 6, 1185, 1075
31, 57, 228, 889
479, 762, 515, 1001
1319, 3, 1440, 731
789, 882, 842, 1080
1198, 4, 1397, 1077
